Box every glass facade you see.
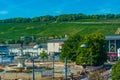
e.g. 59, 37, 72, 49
110, 40, 115, 52
106, 39, 120, 53
106, 38, 120, 61
106, 40, 109, 53
116, 40, 120, 51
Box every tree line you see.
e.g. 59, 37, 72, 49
1, 14, 120, 23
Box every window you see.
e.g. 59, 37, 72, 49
110, 40, 115, 52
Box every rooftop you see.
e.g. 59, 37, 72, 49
105, 36, 120, 40
48, 38, 67, 43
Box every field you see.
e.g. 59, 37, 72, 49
0, 19, 120, 41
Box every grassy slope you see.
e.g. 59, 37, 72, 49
0, 20, 120, 40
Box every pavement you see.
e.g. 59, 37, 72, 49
0, 61, 114, 80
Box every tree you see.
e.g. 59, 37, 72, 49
106, 14, 115, 19
76, 33, 107, 66
60, 33, 82, 61
40, 51, 48, 62
111, 59, 120, 80
32, 17, 40, 22
40, 15, 55, 22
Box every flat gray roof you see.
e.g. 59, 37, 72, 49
105, 36, 120, 40
48, 36, 120, 42
48, 38, 67, 43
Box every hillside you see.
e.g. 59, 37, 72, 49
0, 20, 120, 42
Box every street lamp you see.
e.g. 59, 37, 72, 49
80, 43, 92, 72
52, 52, 55, 80
63, 58, 72, 80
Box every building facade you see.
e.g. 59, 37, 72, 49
105, 36, 120, 61
0, 45, 10, 62
47, 39, 66, 54
0, 45, 9, 54
8, 44, 47, 56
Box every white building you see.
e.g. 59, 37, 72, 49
47, 38, 67, 54
8, 44, 47, 56
8, 44, 21, 53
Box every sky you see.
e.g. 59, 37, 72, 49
0, 0, 120, 19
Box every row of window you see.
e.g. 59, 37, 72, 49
106, 40, 120, 53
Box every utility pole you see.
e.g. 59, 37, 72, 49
32, 54, 35, 80
90, 53, 92, 71
64, 58, 67, 80
52, 52, 54, 80
70, 73, 73, 80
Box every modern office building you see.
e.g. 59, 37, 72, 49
0, 44, 10, 62
105, 36, 120, 61
0, 44, 9, 54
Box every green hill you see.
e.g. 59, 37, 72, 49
0, 20, 120, 42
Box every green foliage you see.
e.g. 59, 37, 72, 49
76, 33, 107, 66
39, 66, 52, 70
111, 59, 120, 80
32, 17, 40, 22
1, 13, 120, 23
40, 51, 48, 62
0, 14, 120, 43
60, 34, 82, 61
0, 21, 119, 43
60, 33, 107, 66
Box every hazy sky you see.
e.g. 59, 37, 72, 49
0, 0, 120, 19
